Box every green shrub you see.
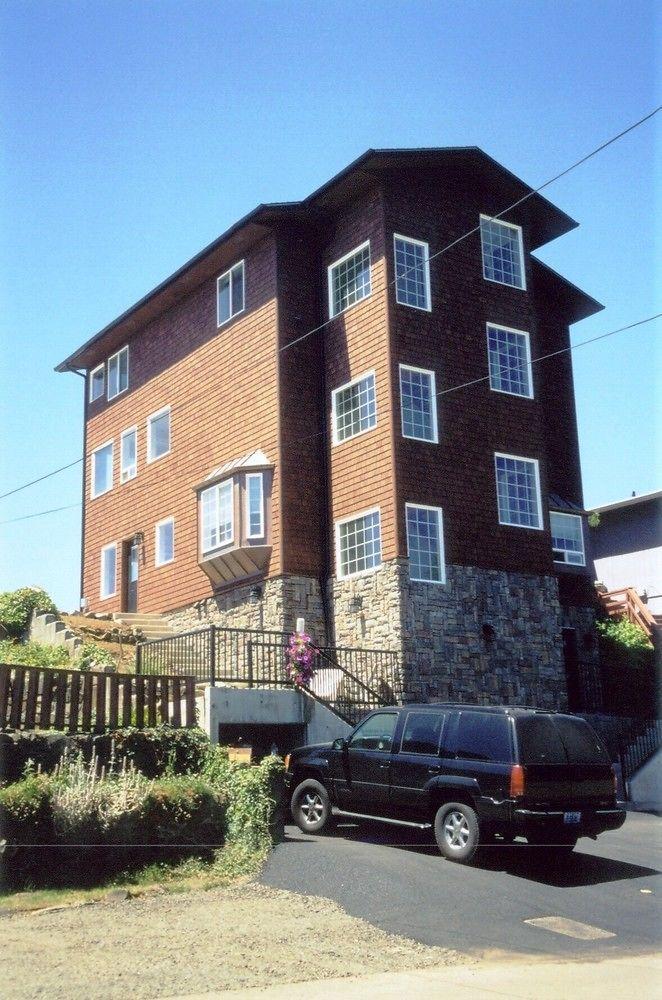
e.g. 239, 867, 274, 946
0, 587, 58, 639
0, 639, 70, 668
595, 616, 653, 651
108, 725, 210, 778
139, 778, 226, 848
203, 748, 284, 852
77, 642, 117, 672
596, 616, 654, 672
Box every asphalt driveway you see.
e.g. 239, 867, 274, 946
261, 811, 661, 959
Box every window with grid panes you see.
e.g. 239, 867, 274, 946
495, 454, 542, 528
394, 235, 430, 310
329, 242, 371, 316
550, 512, 585, 565
480, 217, 525, 289
337, 510, 382, 578
406, 505, 445, 583
399, 365, 437, 442
332, 372, 377, 443
201, 480, 233, 553
487, 324, 533, 397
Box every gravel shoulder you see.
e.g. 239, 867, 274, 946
0, 882, 467, 1000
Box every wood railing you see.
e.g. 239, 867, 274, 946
598, 587, 658, 641
0, 663, 197, 733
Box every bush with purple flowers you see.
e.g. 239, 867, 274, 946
285, 632, 316, 687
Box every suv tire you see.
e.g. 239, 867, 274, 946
291, 779, 331, 834
434, 801, 480, 863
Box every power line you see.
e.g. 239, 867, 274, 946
280, 106, 660, 353
0, 458, 82, 501
438, 313, 662, 398
0, 502, 81, 526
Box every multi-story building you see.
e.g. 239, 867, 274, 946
57, 147, 603, 708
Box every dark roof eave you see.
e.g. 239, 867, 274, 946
531, 258, 604, 323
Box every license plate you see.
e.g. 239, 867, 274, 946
564, 811, 581, 824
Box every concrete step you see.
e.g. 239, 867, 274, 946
112, 613, 168, 624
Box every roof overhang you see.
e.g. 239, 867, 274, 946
590, 489, 662, 515
56, 146, 585, 373
531, 259, 604, 324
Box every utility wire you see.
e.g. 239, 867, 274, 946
0, 502, 81, 526
2, 310, 658, 525
0, 458, 82, 501
280, 106, 661, 353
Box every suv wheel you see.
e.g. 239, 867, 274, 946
291, 779, 331, 834
434, 801, 480, 863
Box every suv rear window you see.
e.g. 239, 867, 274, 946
516, 715, 567, 764
554, 717, 611, 765
454, 712, 512, 763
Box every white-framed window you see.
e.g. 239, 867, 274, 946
200, 479, 234, 554
100, 542, 117, 599
394, 234, 431, 311
550, 511, 585, 566
91, 441, 113, 498
107, 345, 129, 400
486, 323, 533, 398
328, 241, 371, 317
120, 426, 137, 483
335, 508, 382, 579
332, 371, 377, 444
480, 216, 525, 290
89, 363, 105, 403
494, 453, 543, 529
399, 365, 438, 443
245, 473, 265, 539
155, 517, 175, 567
406, 504, 446, 584
405, 503, 446, 583
147, 406, 171, 463
217, 260, 245, 327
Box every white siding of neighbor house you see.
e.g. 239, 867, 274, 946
593, 546, 662, 615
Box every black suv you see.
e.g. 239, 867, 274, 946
284, 704, 625, 863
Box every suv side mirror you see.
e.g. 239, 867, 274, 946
332, 737, 348, 751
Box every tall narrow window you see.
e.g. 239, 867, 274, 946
91, 441, 113, 498
120, 427, 137, 483
246, 473, 264, 538
155, 517, 175, 566
328, 242, 371, 317
406, 504, 446, 583
89, 364, 105, 402
487, 324, 533, 398
107, 346, 129, 399
336, 509, 382, 578
550, 512, 585, 566
480, 216, 525, 289
100, 543, 117, 599
495, 453, 542, 529
399, 365, 438, 443
201, 480, 234, 553
217, 260, 245, 326
332, 371, 377, 444
147, 406, 171, 462
394, 235, 431, 310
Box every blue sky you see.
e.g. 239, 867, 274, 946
0, 1, 659, 611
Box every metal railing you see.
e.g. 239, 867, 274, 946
136, 625, 400, 725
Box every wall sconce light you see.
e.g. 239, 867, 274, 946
249, 585, 263, 605
349, 595, 363, 614
482, 622, 496, 644
133, 531, 145, 545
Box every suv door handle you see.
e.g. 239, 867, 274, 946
377, 761, 389, 769
427, 766, 441, 774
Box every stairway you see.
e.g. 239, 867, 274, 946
597, 587, 658, 643
112, 613, 174, 641
30, 610, 83, 657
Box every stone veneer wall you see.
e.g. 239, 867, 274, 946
164, 575, 328, 645
329, 558, 568, 710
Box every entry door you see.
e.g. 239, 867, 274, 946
126, 542, 139, 612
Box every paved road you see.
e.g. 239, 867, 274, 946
261, 811, 661, 959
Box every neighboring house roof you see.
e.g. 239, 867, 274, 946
590, 489, 662, 515
55, 146, 596, 374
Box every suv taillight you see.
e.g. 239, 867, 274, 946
510, 764, 525, 798
284, 754, 291, 772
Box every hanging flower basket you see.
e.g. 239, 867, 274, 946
285, 631, 316, 687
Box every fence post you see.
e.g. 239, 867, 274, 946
135, 642, 142, 675
247, 640, 254, 689
209, 625, 217, 686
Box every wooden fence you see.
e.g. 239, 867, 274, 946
0, 663, 197, 733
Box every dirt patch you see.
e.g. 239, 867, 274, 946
0, 882, 466, 999
61, 614, 137, 672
